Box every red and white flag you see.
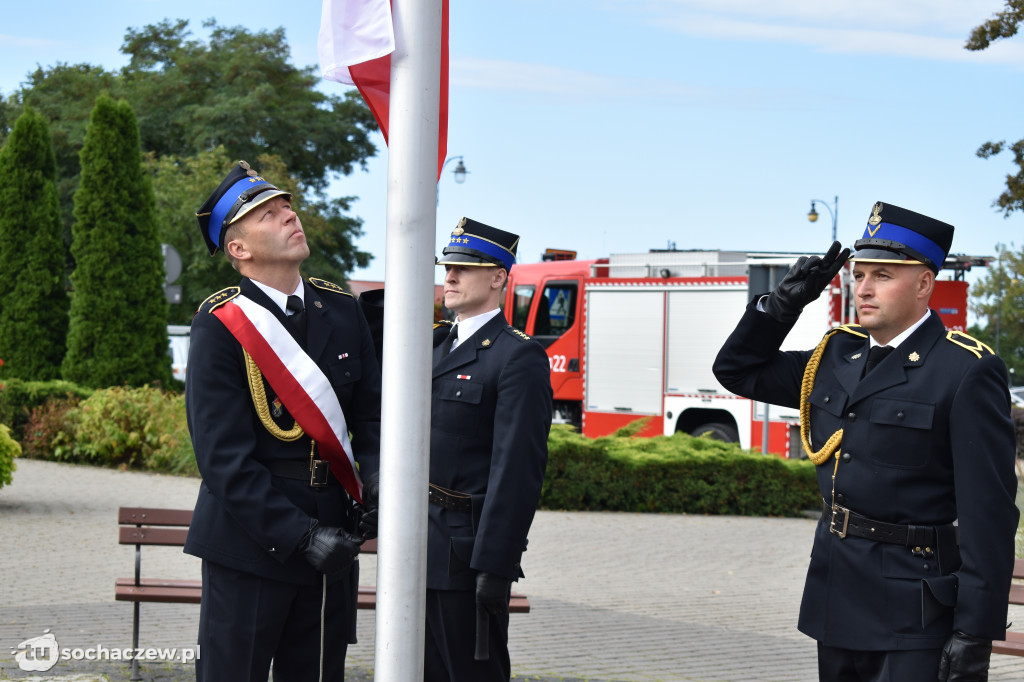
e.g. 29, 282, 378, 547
318, 0, 449, 178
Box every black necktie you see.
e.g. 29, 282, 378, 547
440, 324, 458, 355
863, 345, 893, 376
286, 295, 306, 345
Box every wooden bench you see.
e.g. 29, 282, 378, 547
993, 557, 1024, 656
116, 506, 530, 676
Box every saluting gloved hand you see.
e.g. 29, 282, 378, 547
763, 240, 850, 324
358, 473, 379, 541
300, 520, 362, 574
475, 571, 511, 616
938, 631, 992, 681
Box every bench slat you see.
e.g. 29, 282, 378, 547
114, 507, 530, 614
119, 507, 193, 526
119, 526, 190, 546
994, 632, 1024, 656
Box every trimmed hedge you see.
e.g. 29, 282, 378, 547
540, 423, 821, 517
0, 378, 93, 442
5, 382, 821, 516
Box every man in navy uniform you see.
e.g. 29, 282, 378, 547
426, 218, 552, 681
185, 161, 381, 681
713, 202, 1018, 682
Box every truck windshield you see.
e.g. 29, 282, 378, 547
512, 285, 535, 331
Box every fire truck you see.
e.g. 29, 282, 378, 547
503, 248, 984, 457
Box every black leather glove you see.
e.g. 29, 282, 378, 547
358, 473, 379, 541
762, 240, 850, 323
938, 631, 992, 681
475, 571, 511, 616
300, 520, 362, 574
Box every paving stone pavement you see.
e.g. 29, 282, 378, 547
1, 459, 1023, 681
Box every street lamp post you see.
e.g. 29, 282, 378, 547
437, 155, 467, 204
807, 195, 839, 243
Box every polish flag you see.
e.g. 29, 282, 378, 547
318, 0, 449, 179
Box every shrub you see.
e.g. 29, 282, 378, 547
20, 397, 78, 461
0, 378, 93, 442
0, 423, 18, 489
61, 386, 197, 475
541, 424, 820, 517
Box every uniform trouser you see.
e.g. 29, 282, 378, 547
817, 642, 943, 682
197, 560, 355, 682
424, 587, 511, 682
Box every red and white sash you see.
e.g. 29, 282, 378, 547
213, 295, 363, 502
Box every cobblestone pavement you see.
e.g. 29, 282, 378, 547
2, 459, 1023, 681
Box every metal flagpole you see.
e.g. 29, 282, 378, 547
374, 0, 442, 678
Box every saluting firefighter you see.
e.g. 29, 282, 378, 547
184, 161, 381, 682
713, 202, 1018, 682
426, 218, 552, 682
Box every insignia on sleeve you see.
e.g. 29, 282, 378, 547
308, 277, 353, 297
199, 286, 240, 313
945, 330, 994, 358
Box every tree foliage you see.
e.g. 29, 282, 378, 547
63, 96, 171, 388
0, 107, 69, 380
967, 1, 1024, 215
968, 243, 1024, 379
0, 19, 377, 307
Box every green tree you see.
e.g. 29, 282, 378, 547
0, 107, 69, 379
63, 95, 171, 388
968, 244, 1024, 379
967, 1, 1024, 214
148, 149, 370, 322
0, 19, 377, 297
120, 19, 376, 193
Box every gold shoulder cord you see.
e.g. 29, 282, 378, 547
244, 350, 304, 441
799, 328, 846, 466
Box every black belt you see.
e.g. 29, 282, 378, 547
428, 484, 472, 513
265, 459, 335, 489
821, 502, 953, 556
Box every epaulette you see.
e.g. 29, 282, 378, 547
198, 286, 240, 314
506, 326, 532, 342
835, 324, 868, 338
945, 330, 994, 358
433, 320, 454, 330
308, 277, 353, 298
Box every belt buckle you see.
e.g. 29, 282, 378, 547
830, 504, 850, 539
309, 460, 330, 489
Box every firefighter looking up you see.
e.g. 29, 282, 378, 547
425, 217, 552, 682
713, 201, 1017, 682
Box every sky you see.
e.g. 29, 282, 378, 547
2, 0, 1023, 288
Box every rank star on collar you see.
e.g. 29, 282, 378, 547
908, 351, 920, 362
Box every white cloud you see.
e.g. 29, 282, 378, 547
453, 57, 704, 101
607, 0, 1024, 63
0, 34, 61, 50
451, 57, 805, 108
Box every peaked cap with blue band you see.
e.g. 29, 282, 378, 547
195, 161, 291, 255
436, 217, 519, 271
850, 201, 954, 273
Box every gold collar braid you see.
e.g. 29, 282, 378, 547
244, 350, 305, 441
800, 328, 846, 466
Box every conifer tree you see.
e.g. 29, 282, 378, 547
63, 95, 171, 387
0, 107, 68, 379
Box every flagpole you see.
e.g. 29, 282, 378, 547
374, 0, 442, 678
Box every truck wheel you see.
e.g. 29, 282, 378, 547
690, 422, 739, 443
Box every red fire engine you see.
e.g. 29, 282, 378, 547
503, 248, 986, 457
